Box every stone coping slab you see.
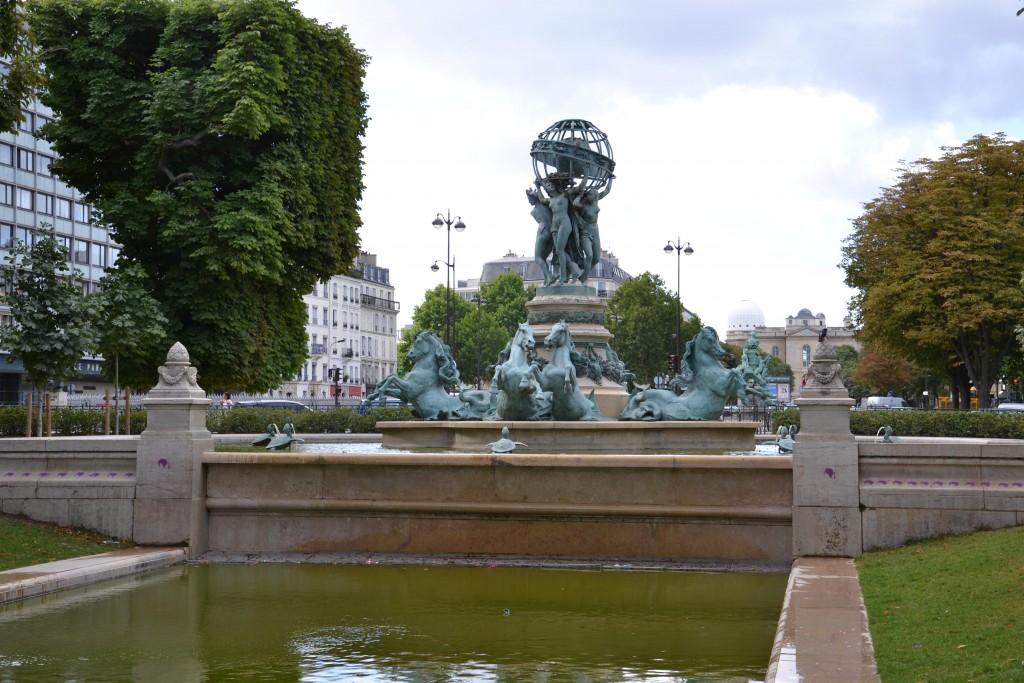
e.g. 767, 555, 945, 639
194, 550, 792, 573
202, 450, 792, 470
765, 558, 880, 683
0, 547, 186, 605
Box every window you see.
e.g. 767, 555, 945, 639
17, 111, 33, 133
91, 243, 105, 267
0, 183, 12, 206
73, 239, 88, 264
37, 155, 53, 177
17, 149, 33, 172
108, 246, 120, 265
56, 235, 70, 251
14, 226, 30, 247
802, 345, 811, 367
312, 307, 318, 324
0, 143, 12, 166
74, 203, 89, 223
36, 114, 52, 129
38, 193, 53, 215
56, 198, 71, 219
0, 223, 12, 247
772, 346, 780, 358
16, 188, 32, 211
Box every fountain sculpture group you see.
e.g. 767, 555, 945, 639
363, 119, 775, 422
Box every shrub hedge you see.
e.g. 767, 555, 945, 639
12, 404, 1024, 439
0, 405, 416, 437
771, 407, 1024, 439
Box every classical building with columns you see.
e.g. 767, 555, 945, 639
724, 301, 861, 384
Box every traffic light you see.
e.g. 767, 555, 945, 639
668, 354, 677, 374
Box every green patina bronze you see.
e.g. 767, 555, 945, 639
737, 332, 773, 405
528, 309, 605, 326
621, 327, 747, 421
539, 321, 606, 421
490, 323, 550, 420
267, 421, 304, 450
364, 331, 492, 420
529, 120, 614, 285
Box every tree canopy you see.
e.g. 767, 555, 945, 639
841, 134, 1024, 409
0, 225, 95, 392
398, 285, 507, 387
93, 261, 171, 390
606, 272, 702, 384
479, 272, 535, 337
28, 0, 368, 391
0, 0, 43, 133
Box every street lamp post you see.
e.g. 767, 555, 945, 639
431, 210, 466, 354
663, 238, 694, 375
323, 338, 347, 407
473, 295, 488, 389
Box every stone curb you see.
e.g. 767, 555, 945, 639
765, 557, 881, 683
0, 547, 186, 605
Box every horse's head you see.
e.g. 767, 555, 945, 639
407, 330, 439, 362
689, 327, 726, 361
544, 320, 570, 349
514, 323, 536, 351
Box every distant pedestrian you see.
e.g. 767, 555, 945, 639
220, 393, 235, 409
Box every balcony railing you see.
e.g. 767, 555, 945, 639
360, 293, 400, 312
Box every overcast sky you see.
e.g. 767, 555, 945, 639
296, 0, 1024, 334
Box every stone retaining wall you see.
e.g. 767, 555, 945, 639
0, 437, 138, 539
858, 437, 1024, 550
201, 452, 794, 561
2, 433, 1023, 558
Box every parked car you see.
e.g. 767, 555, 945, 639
863, 396, 911, 410
234, 399, 309, 412
995, 402, 1024, 413
356, 398, 408, 414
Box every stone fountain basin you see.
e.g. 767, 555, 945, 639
378, 420, 759, 453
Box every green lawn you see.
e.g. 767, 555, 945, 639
0, 513, 131, 572
858, 526, 1024, 683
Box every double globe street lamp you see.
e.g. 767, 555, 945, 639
664, 238, 694, 377
430, 210, 466, 355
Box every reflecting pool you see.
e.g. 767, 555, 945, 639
0, 564, 786, 682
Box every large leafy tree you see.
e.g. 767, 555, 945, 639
852, 347, 915, 398
606, 272, 702, 384
93, 261, 171, 391
29, 0, 368, 390
479, 272, 535, 337
0, 0, 43, 132
0, 225, 95, 402
842, 134, 1024, 409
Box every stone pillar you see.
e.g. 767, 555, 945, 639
793, 338, 861, 557
133, 343, 212, 554
526, 284, 629, 417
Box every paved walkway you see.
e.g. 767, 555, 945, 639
765, 557, 881, 682
0, 547, 185, 604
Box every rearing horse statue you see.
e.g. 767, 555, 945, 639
364, 331, 491, 420
492, 323, 550, 420
620, 326, 746, 421
539, 321, 604, 421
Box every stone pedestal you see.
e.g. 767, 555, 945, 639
526, 284, 629, 418
134, 343, 212, 554
792, 340, 861, 557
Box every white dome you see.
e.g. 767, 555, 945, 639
727, 300, 765, 330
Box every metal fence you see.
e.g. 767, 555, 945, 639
721, 404, 775, 434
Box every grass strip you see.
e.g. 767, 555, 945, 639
857, 526, 1024, 682
0, 513, 131, 572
